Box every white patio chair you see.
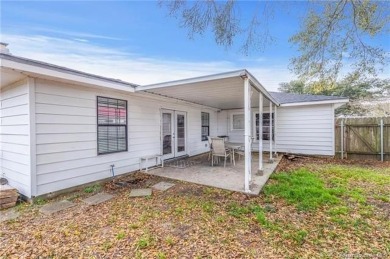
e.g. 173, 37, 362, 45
211, 137, 232, 167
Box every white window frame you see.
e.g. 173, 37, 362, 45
201, 112, 210, 141
230, 113, 245, 131
97, 96, 128, 155
253, 112, 274, 142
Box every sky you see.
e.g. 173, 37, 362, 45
0, 1, 389, 91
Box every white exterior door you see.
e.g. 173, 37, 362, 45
161, 109, 187, 159
175, 111, 187, 157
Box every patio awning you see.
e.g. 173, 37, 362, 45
136, 69, 279, 110
136, 69, 277, 193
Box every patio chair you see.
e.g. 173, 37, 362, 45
207, 136, 213, 161
235, 146, 245, 161
211, 137, 232, 167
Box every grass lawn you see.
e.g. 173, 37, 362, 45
1, 157, 389, 258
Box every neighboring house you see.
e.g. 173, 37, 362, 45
0, 48, 348, 198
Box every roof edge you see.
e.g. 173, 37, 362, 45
0, 53, 137, 89
279, 98, 349, 107
137, 69, 247, 90
136, 69, 280, 105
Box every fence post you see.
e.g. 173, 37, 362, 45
341, 119, 344, 159
380, 118, 384, 162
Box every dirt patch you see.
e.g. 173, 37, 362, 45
174, 184, 205, 197
105, 172, 161, 191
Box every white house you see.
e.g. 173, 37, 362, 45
0, 47, 348, 198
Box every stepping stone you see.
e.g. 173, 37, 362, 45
0, 209, 19, 222
82, 193, 114, 206
152, 181, 175, 191
39, 200, 76, 215
129, 188, 152, 197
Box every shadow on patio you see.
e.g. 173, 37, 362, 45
144, 153, 281, 195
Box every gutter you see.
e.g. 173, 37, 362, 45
0, 53, 137, 91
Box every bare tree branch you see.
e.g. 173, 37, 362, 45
159, 0, 389, 80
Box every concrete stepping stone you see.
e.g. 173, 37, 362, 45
82, 193, 114, 205
152, 181, 175, 191
129, 188, 152, 197
39, 200, 76, 215
0, 209, 19, 222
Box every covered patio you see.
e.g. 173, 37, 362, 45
145, 153, 281, 194
137, 69, 280, 194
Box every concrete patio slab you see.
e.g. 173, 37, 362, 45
39, 200, 76, 215
129, 188, 152, 197
152, 182, 175, 191
0, 209, 19, 222
82, 193, 114, 206
145, 153, 281, 195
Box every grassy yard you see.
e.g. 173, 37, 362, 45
1, 157, 389, 258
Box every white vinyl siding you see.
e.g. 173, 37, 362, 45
216, 110, 228, 136
221, 104, 334, 155
34, 79, 217, 196
0, 79, 32, 197
276, 104, 334, 156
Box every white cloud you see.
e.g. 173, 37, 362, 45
1, 33, 294, 91
29, 27, 123, 41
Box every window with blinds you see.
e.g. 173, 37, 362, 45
201, 112, 210, 141
97, 96, 127, 154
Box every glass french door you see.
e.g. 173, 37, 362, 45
161, 109, 187, 159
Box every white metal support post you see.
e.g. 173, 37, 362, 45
269, 102, 273, 163
258, 92, 263, 175
274, 106, 277, 157
244, 77, 251, 193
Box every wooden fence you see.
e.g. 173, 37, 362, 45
335, 117, 390, 161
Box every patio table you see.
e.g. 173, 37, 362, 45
225, 142, 244, 165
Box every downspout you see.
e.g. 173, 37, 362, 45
110, 164, 115, 177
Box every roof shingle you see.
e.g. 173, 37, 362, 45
269, 91, 347, 104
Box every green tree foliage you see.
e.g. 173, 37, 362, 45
159, 0, 274, 52
159, 0, 389, 81
279, 76, 389, 100
278, 80, 306, 94
290, 0, 389, 81
278, 76, 390, 116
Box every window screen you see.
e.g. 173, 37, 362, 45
97, 96, 127, 154
201, 112, 210, 141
